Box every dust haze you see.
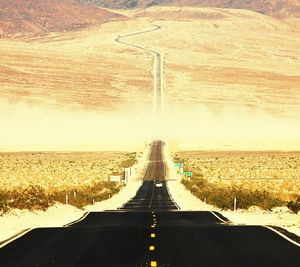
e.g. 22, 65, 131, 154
163, 103, 300, 150
1, 6, 300, 151
0, 101, 154, 151
1, 99, 299, 151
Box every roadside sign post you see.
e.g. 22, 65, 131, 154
175, 163, 184, 175
175, 163, 183, 168
109, 175, 122, 184
183, 172, 193, 177
125, 167, 132, 184
234, 197, 237, 211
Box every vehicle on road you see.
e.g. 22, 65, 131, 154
155, 181, 163, 188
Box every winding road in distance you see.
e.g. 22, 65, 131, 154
115, 25, 163, 119
0, 141, 300, 266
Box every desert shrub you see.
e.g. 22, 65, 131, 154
0, 190, 9, 214
182, 177, 285, 210
49, 181, 123, 209
0, 151, 132, 214
0, 182, 123, 214
10, 185, 53, 211
119, 153, 138, 168
119, 158, 137, 168
173, 156, 185, 164
0, 185, 53, 212
287, 197, 300, 214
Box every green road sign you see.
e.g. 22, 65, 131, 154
175, 163, 183, 167
184, 172, 193, 177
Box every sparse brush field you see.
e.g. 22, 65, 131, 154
174, 151, 300, 213
0, 151, 138, 213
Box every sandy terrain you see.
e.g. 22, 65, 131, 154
0, 21, 152, 111
124, 7, 300, 150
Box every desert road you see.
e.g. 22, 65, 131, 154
0, 141, 300, 266
115, 26, 163, 118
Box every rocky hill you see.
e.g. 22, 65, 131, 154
0, 0, 124, 37
80, 0, 300, 18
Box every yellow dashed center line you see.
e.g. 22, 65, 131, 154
149, 212, 158, 267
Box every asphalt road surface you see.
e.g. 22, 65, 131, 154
0, 141, 299, 266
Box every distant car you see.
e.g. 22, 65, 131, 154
155, 181, 163, 188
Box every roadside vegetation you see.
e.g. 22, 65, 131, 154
287, 197, 300, 214
0, 152, 137, 215
175, 152, 300, 213
0, 182, 123, 214
182, 176, 285, 210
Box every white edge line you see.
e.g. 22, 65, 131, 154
166, 181, 180, 210
264, 226, 300, 248
210, 211, 227, 223
0, 228, 33, 249
161, 143, 180, 210
119, 184, 143, 209
64, 212, 90, 227
0, 212, 91, 249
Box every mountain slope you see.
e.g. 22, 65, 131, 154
0, 0, 124, 37
80, 0, 300, 18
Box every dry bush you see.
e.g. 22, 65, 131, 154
182, 177, 284, 210
49, 181, 123, 208
287, 197, 300, 214
0, 182, 122, 213
176, 151, 300, 212
1, 185, 52, 212
0, 152, 136, 214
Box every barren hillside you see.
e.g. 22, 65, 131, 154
0, 0, 124, 37
80, 0, 300, 18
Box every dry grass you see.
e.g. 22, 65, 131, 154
0, 151, 137, 190
0, 151, 138, 213
175, 151, 300, 196
175, 150, 300, 211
